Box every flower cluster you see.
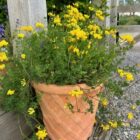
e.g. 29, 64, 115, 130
0, 39, 8, 70
101, 120, 118, 131
19, 26, 33, 32
0, 39, 8, 47
95, 10, 105, 21
120, 34, 134, 44
118, 69, 134, 81
69, 89, 84, 97
36, 127, 47, 140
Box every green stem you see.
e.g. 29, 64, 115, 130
75, 96, 79, 112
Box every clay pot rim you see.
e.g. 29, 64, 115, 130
32, 82, 104, 96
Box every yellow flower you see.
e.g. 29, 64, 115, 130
67, 37, 76, 42
96, 10, 103, 16
136, 133, 140, 140
120, 34, 134, 44
28, 107, 35, 115
69, 89, 84, 97
125, 72, 134, 81
88, 6, 94, 11
0, 64, 5, 70
20, 26, 33, 32
96, 10, 104, 21
93, 33, 102, 39
73, 2, 79, 7
127, 112, 134, 120
64, 14, 70, 19
88, 24, 100, 33
73, 47, 80, 56
101, 124, 110, 131
35, 22, 45, 28
109, 121, 118, 128
119, 72, 125, 77
87, 44, 91, 49
105, 30, 110, 35
121, 122, 130, 127
117, 69, 125, 78
131, 105, 137, 110
84, 14, 89, 19
117, 69, 123, 73
70, 28, 87, 40
7, 89, 15, 95
52, 5, 56, 8
36, 129, 47, 140
98, 15, 105, 21
66, 6, 85, 22
66, 5, 71, 9
101, 98, 109, 107
68, 18, 77, 26
48, 12, 55, 17
53, 15, 62, 26
0, 52, 8, 62
118, 69, 134, 81
81, 50, 88, 55
0, 40, 8, 47
21, 79, 26, 87
21, 54, 26, 59
17, 33, 25, 39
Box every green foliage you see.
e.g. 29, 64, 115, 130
0, 60, 38, 113
0, 0, 8, 25
136, 100, 140, 105
47, 0, 90, 13
119, 15, 140, 25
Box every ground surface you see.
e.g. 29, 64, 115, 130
110, 34, 140, 140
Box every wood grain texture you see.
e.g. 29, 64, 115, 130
118, 4, 140, 13
7, 0, 47, 34
0, 111, 32, 140
110, 0, 118, 27
0, 109, 5, 116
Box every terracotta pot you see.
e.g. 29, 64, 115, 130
33, 83, 103, 140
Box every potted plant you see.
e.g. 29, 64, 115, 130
0, 2, 135, 140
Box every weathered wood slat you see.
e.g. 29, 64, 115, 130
7, 0, 47, 34
0, 109, 5, 116
118, 4, 140, 13
118, 25, 140, 33
0, 111, 32, 140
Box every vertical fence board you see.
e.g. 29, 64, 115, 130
110, 0, 118, 27
0, 112, 32, 140
1, 0, 48, 139
7, 0, 47, 34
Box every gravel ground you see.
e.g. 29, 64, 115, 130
110, 43, 140, 140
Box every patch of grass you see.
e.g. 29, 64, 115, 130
119, 15, 140, 25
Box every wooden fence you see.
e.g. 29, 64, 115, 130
117, 4, 140, 37
118, 4, 140, 13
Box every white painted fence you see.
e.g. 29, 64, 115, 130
7, 0, 47, 34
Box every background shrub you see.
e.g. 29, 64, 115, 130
0, 0, 8, 25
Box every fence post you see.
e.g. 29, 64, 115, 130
0, 1, 48, 139
7, 0, 47, 34
110, 0, 118, 27
106, 0, 111, 28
